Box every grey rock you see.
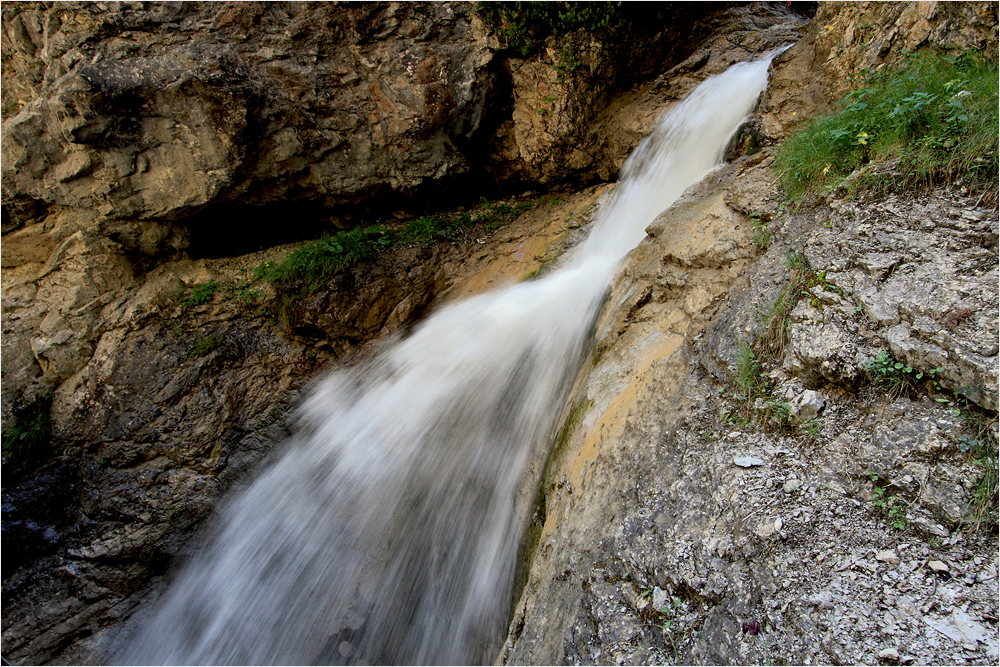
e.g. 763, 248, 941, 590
793, 193, 998, 410
792, 389, 825, 420
734, 456, 766, 468
927, 560, 950, 574
879, 647, 900, 660
652, 586, 669, 612
923, 609, 991, 645
808, 590, 835, 609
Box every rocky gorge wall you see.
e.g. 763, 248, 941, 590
1, 3, 809, 663
1, 1, 997, 665
500, 2, 999, 665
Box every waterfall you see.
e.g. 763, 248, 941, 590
119, 54, 777, 666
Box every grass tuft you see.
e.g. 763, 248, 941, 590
2, 394, 52, 468
776, 50, 998, 202
256, 198, 535, 294
955, 403, 999, 533
734, 343, 763, 402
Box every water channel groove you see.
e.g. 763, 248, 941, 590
119, 53, 779, 666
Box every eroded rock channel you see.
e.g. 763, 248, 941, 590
2, 2, 996, 665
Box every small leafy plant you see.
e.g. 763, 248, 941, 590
863, 350, 942, 397
2, 394, 53, 468
179, 281, 220, 310
869, 474, 907, 531
232, 280, 262, 306
734, 343, 764, 403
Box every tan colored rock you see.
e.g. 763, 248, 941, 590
761, 1, 998, 141
500, 159, 760, 665
2, 3, 494, 235
491, 4, 808, 186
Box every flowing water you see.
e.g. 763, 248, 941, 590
120, 54, 777, 666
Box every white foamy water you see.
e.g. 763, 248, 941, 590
120, 54, 777, 665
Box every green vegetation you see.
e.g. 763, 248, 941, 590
476, 2, 624, 57
546, 398, 588, 489
868, 473, 908, 531
952, 402, 999, 533
968, 437, 998, 532
256, 199, 534, 293
758, 279, 798, 364
187, 334, 224, 358
180, 281, 220, 310
232, 280, 262, 306
255, 224, 390, 290
645, 589, 684, 661
749, 212, 772, 250
2, 394, 52, 468
776, 50, 998, 201
863, 350, 943, 398
734, 343, 763, 402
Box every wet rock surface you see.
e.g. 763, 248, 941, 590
1, 188, 607, 665
501, 154, 998, 666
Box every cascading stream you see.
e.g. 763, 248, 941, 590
120, 53, 778, 666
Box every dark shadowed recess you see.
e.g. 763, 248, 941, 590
181, 170, 513, 260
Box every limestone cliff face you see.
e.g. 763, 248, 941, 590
2, 2, 493, 229
501, 3, 999, 664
